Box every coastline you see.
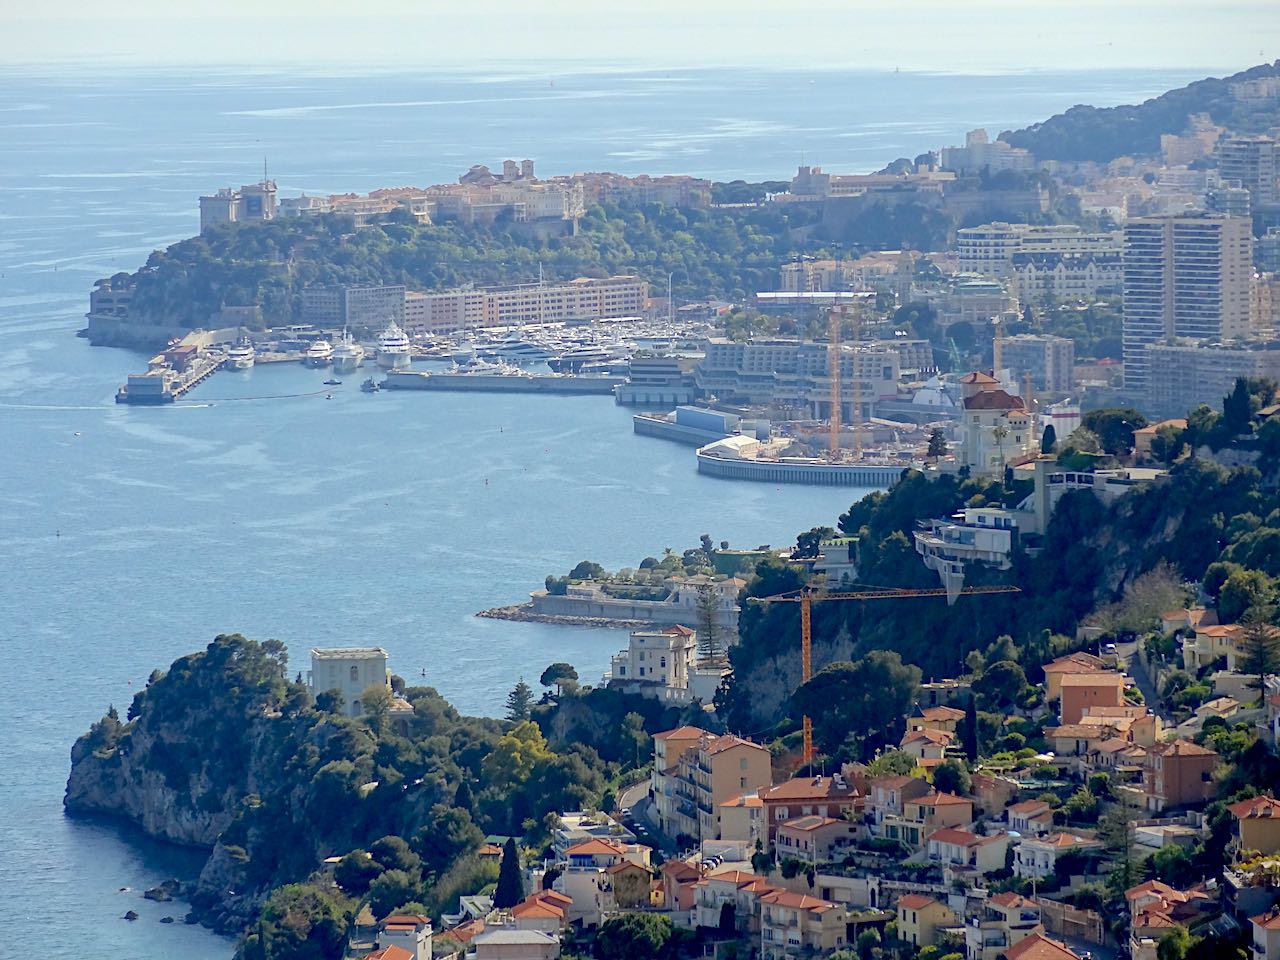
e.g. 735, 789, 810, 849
476, 603, 644, 630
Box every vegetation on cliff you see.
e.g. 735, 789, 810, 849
66, 633, 646, 956
1001, 61, 1280, 162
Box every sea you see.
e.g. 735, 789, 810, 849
0, 62, 1213, 957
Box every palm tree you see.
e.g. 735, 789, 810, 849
992, 423, 1009, 470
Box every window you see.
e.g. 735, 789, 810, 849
660, 656, 667, 668
639, 667, 646, 677
350, 665, 359, 682
740, 757, 748, 769
740, 777, 747, 788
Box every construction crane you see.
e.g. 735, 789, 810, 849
749, 584, 1022, 763
827, 306, 841, 458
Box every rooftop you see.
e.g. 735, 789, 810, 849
654, 725, 707, 741
897, 894, 940, 910
1004, 932, 1081, 960
310, 646, 389, 660
1230, 795, 1280, 820
761, 775, 859, 802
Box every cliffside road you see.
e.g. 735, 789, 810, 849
1119, 640, 1172, 723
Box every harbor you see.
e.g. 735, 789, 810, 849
382, 368, 624, 395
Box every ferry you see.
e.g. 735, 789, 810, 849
377, 322, 412, 370
303, 339, 334, 367
224, 340, 255, 370
331, 330, 366, 372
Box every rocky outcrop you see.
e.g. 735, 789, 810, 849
65, 723, 237, 848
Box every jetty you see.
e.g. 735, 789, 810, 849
115, 338, 224, 405
381, 369, 623, 395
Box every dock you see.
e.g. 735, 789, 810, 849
382, 370, 623, 395
115, 350, 223, 405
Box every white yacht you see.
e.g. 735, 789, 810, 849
485, 338, 555, 365
303, 339, 334, 367
377, 322, 412, 370
224, 339, 255, 370
331, 331, 365, 372
547, 342, 629, 373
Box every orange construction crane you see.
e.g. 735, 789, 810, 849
750, 584, 1021, 763
828, 306, 841, 457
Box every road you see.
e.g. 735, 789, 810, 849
1118, 639, 1172, 723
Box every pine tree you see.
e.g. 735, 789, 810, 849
494, 837, 524, 908
695, 582, 724, 662
962, 694, 979, 761
1040, 423, 1057, 454
454, 778, 474, 813
1239, 608, 1280, 703
927, 428, 948, 463
505, 678, 533, 722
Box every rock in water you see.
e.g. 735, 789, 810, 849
160, 916, 175, 924
123, 911, 139, 921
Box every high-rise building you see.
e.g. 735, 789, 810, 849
301, 284, 406, 330
1001, 334, 1076, 393
1122, 214, 1253, 392
1216, 135, 1278, 207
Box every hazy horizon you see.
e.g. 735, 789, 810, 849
4, 1, 1276, 73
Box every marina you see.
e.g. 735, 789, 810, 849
382, 368, 624, 394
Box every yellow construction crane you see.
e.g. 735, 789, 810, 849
828, 306, 841, 458
750, 584, 1022, 762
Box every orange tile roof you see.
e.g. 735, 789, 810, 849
1125, 880, 1180, 902
928, 827, 981, 846
1034, 832, 1100, 849
780, 815, 843, 832
655, 725, 707, 741
897, 894, 939, 910
1043, 653, 1105, 674
444, 919, 485, 944
367, 948, 414, 960
707, 869, 766, 886
606, 860, 648, 875
565, 838, 625, 856
1230, 795, 1280, 819
911, 789, 971, 807
1060, 672, 1125, 687
1253, 907, 1280, 930
1009, 800, 1053, 815
721, 791, 764, 808
759, 890, 839, 912
918, 705, 965, 721
902, 727, 954, 745
1003, 932, 1081, 960
703, 733, 767, 755
761, 776, 859, 802
512, 899, 564, 920
383, 914, 431, 927
990, 892, 1033, 909
1151, 739, 1218, 758
660, 860, 703, 880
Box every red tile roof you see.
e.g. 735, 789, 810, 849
655, 725, 707, 741
761, 775, 859, 802
964, 390, 1025, 411
897, 894, 939, 910
1253, 907, 1280, 930
1150, 739, 1218, 758
911, 789, 971, 807
928, 827, 981, 846
1230, 795, 1280, 819
367, 948, 414, 960
1003, 932, 1081, 960
759, 890, 839, 912
565, 838, 625, 856
990, 892, 1033, 909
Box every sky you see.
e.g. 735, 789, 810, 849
2, 0, 1276, 71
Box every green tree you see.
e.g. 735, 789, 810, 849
506, 678, 534, 722
621, 712, 648, 769
333, 850, 382, 895
1222, 377, 1257, 435
1040, 423, 1057, 455
367, 869, 421, 920
494, 837, 524, 909
1081, 408, 1148, 457
866, 750, 917, 777
1219, 570, 1276, 623
570, 560, 607, 580
790, 652, 922, 758
361, 684, 394, 735
1157, 925, 1196, 960
453, 778, 474, 813
928, 428, 949, 462
245, 883, 351, 960
795, 526, 837, 559
595, 913, 673, 960
1238, 607, 1280, 703
369, 835, 421, 875
932, 759, 971, 796
413, 805, 483, 877
1149, 423, 1187, 465
696, 582, 726, 661
539, 662, 579, 696
973, 659, 1027, 709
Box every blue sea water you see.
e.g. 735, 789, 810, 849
0, 63, 1207, 957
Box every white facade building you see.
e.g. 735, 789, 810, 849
307, 647, 391, 717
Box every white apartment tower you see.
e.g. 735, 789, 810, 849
1122, 214, 1253, 392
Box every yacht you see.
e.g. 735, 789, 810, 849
547, 343, 629, 373
224, 339, 255, 370
331, 331, 365, 372
303, 339, 334, 367
485, 338, 556, 365
377, 322, 412, 370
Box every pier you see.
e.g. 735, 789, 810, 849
381, 369, 623, 395
115, 350, 223, 405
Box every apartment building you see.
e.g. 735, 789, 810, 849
1009, 251, 1123, 304
652, 726, 773, 841
694, 338, 901, 414
301, 284, 406, 330
1216, 135, 1278, 207
957, 222, 1121, 278
896, 894, 958, 950
1144, 339, 1280, 417
400, 276, 648, 336
965, 893, 1044, 960
1144, 739, 1219, 812
1122, 214, 1253, 392
915, 505, 1020, 600
199, 179, 277, 232
1001, 334, 1076, 393
758, 774, 862, 841
939, 129, 1035, 175
759, 890, 847, 960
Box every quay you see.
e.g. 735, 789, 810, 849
381, 369, 623, 395
115, 345, 223, 405
695, 446, 908, 486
